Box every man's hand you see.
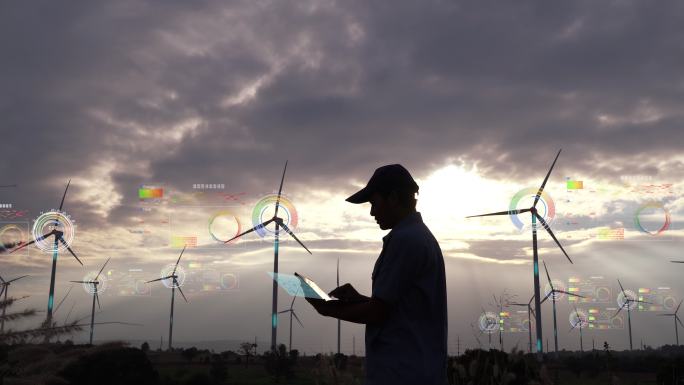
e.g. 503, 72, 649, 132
305, 297, 335, 317
329, 283, 366, 302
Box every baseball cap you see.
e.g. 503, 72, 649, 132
346, 164, 419, 204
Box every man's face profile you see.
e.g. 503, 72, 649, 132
369, 191, 394, 230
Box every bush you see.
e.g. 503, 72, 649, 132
59, 345, 159, 385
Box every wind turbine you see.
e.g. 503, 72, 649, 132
613, 279, 649, 350
0, 274, 29, 332
657, 299, 684, 345
470, 323, 483, 349
492, 292, 513, 352
278, 291, 303, 352
540, 260, 584, 355
507, 294, 536, 353
337, 257, 341, 355
569, 306, 587, 352
224, 161, 311, 352
70, 257, 110, 344
10, 180, 82, 324
479, 308, 497, 349
466, 149, 572, 360
147, 246, 188, 350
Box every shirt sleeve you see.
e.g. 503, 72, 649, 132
372, 233, 424, 306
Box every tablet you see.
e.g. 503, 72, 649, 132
294, 272, 332, 301
267, 272, 332, 301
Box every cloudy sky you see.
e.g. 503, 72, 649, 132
1, 0, 684, 354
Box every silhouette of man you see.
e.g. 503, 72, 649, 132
306, 164, 448, 385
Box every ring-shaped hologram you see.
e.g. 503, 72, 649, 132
617, 289, 638, 311
208, 210, 242, 243
634, 202, 671, 236
478, 311, 499, 334
79, 271, 108, 295
0, 224, 27, 251
32, 210, 76, 253
569, 308, 589, 329
508, 188, 555, 232
251, 194, 299, 240
160, 264, 186, 288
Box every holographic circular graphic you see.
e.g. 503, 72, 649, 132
208, 210, 242, 243
79, 271, 108, 295
595, 287, 612, 302
31, 210, 76, 253
663, 296, 677, 311
508, 188, 555, 232
0, 224, 26, 251
612, 316, 624, 329
251, 194, 299, 240
478, 311, 499, 334
220, 273, 239, 290
544, 279, 568, 301
569, 308, 589, 329
634, 202, 671, 236
521, 318, 531, 332
135, 279, 151, 296
160, 264, 186, 288
617, 289, 638, 311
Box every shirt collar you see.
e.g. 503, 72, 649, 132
382, 211, 423, 243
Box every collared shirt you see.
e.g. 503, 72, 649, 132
365, 212, 448, 385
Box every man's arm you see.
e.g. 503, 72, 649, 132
306, 296, 390, 325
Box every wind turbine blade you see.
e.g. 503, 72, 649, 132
95, 258, 111, 280
617, 279, 626, 295
58, 237, 83, 265
277, 220, 312, 254
224, 218, 275, 244
10, 239, 36, 253
671, 261, 684, 263
0, 274, 4, 283
535, 213, 573, 264
677, 316, 684, 329
172, 246, 186, 274
92, 321, 144, 327
542, 260, 553, 288
540, 291, 552, 305
292, 311, 304, 328
290, 293, 297, 308
634, 299, 651, 304
676, 299, 683, 314
64, 302, 76, 325
146, 275, 173, 283
657, 314, 675, 317
555, 290, 585, 298
59, 179, 72, 211
274, 160, 288, 218
6, 275, 29, 284
54, 285, 73, 314
613, 305, 624, 318
533, 149, 561, 208
95, 293, 101, 310
278, 310, 290, 314
69, 281, 92, 284
466, 208, 531, 218
177, 286, 188, 303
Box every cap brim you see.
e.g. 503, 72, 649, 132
346, 186, 373, 204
